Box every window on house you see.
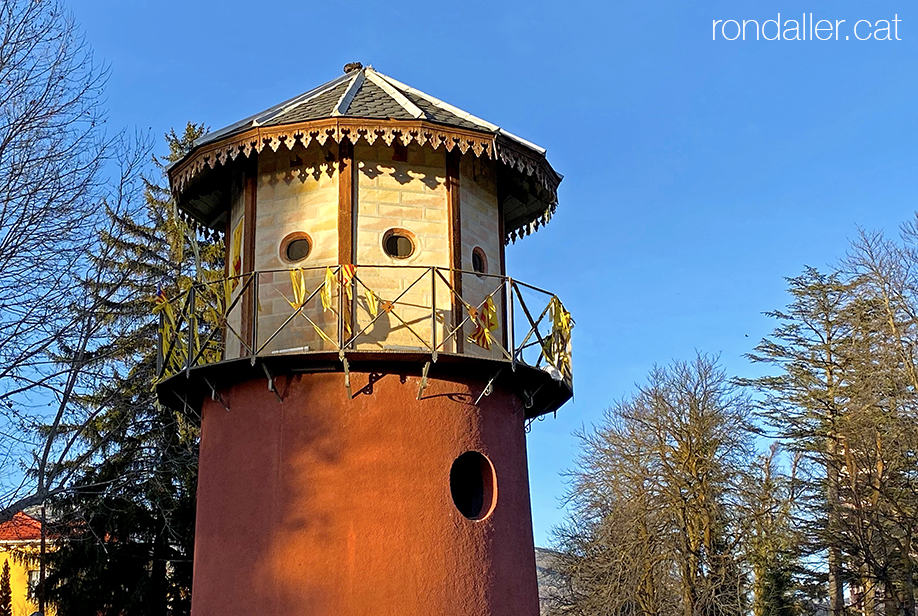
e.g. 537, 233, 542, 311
383, 229, 415, 259
280, 232, 312, 263
449, 451, 497, 520
471, 247, 487, 276
27, 569, 39, 599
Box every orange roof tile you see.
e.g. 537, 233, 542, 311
0, 512, 42, 541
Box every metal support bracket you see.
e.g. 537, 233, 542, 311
522, 390, 534, 410
341, 355, 352, 398
261, 362, 283, 403
474, 370, 502, 406
417, 361, 431, 400
171, 391, 200, 421
203, 377, 230, 412
525, 380, 548, 409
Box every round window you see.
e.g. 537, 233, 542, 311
449, 451, 497, 520
471, 247, 487, 276
383, 229, 415, 259
280, 232, 312, 263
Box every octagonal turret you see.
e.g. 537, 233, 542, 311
158, 63, 572, 417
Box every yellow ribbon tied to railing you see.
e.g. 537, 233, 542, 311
321, 266, 335, 312
365, 287, 379, 318
288, 268, 309, 310
153, 288, 186, 374
468, 296, 499, 350
544, 296, 573, 380
284, 267, 337, 347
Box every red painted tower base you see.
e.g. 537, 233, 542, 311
191, 367, 540, 616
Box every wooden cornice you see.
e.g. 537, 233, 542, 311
167, 117, 562, 245
169, 118, 559, 197
170, 118, 494, 193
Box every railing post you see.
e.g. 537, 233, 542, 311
349, 269, 356, 350
430, 267, 437, 362
186, 285, 196, 377
507, 278, 516, 371
250, 272, 258, 358
337, 266, 344, 352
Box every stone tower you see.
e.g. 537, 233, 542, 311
159, 63, 572, 616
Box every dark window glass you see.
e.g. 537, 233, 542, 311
285, 238, 311, 261
472, 248, 486, 274
449, 451, 496, 520
384, 232, 414, 258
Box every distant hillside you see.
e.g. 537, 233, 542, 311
535, 547, 569, 614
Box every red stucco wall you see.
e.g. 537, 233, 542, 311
191, 368, 540, 616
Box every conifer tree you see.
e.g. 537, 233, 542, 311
41, 123, 222, 616
744, 447, 801, 616
0, 560, 10, 616
741, 267, 851, 615
744, 256, 918, 612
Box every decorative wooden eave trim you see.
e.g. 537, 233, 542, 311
504, 200, 559, 245
168, 118, 563, 244
495, 135, 562, 245
495, 135, 562, 195
168, 118, 498, 196
0, 539, 45, 546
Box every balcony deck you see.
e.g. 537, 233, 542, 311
155, 265, 573, 418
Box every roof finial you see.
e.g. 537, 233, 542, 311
343, 62, 363, 74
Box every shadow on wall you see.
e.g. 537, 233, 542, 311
359, 160, 442, 191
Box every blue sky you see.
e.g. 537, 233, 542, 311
70, 0, 916, 546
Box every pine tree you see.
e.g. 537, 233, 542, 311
41, 123, 222, 616
0, 560, 11, 616
741, 267, 852, 615
745, 447, 800, 616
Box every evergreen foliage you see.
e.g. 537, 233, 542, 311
41, 123, 222, 616
745, 448, 800, 616
554, 217, 918, 615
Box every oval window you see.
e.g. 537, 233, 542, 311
471, 247, 487, 276
280, 232, 312, 263
383, 229, 415, 259
449, 451, 497, 520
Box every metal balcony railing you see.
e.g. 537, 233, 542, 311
154, 265, 572, 389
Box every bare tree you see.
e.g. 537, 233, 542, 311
0, 0, 155, 524
553, 354, 754, 616
839, 227, 918, 614
0, 0, 108, 393
0, 137, 151, 524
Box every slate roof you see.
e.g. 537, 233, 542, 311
170, 64, 561, 242
195, 64, 546, 155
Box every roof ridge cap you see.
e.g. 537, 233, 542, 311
260, 74, 351, 124
365, 69, 426, 119
373, 71, 547, 154
194, 72, 352, 146
374, 70, 499, 131
331, 70, 365, 116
